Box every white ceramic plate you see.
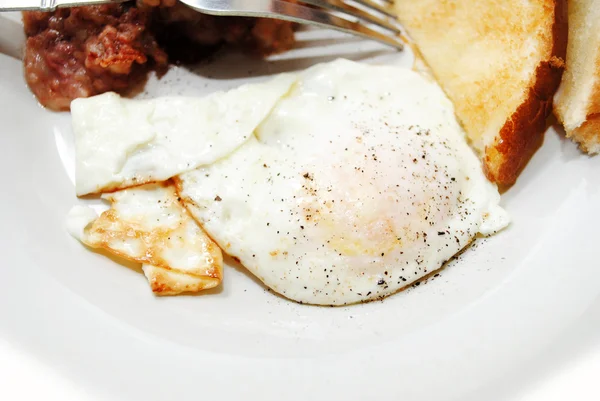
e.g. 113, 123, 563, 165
1, 14, 600, 401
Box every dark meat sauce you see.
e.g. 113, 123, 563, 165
23, 0, 296, 111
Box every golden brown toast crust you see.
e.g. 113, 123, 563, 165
396, 0, 568, 186
484, 0, 567, 185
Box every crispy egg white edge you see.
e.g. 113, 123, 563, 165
66, 184, 223, 296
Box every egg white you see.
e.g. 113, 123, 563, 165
176, 59, 509, 305
71, 74, 296, 196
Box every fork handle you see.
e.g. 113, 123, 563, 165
0, 0, 125, 12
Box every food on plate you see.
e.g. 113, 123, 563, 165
394, 0, 568, 186
23, 4, 167, 111
553, 0, 600, 153
67, 182, 223, 295
68, 60, 509, 304
176, 60, 509, 305
22, 1, 296, 111
149, 1, 296, 61
70, 74, 296, 196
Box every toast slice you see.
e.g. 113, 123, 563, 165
554, 0, 600, 153
394, 0, 567, 185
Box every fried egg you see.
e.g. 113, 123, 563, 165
175, 59, 509, 305
66, 183, 223, 295
71, 74, 296, 196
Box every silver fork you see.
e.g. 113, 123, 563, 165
0, 0, 403, 49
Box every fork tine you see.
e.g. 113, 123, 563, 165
189, 0, 404, 49
298, 0, 401, 34
350, 0, 396, 18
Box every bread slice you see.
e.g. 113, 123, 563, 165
394, 0, 567, 185
554, 0, 600, 153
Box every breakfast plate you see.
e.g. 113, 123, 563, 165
1, 13, 600, 401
